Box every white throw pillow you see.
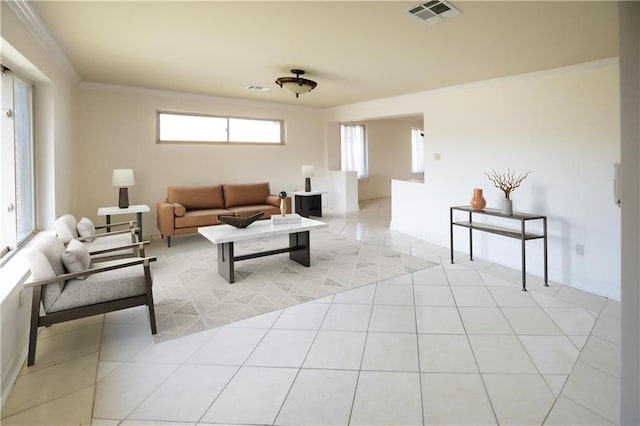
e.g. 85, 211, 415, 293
61, 239, 90, 279
55, 214, 78, 243
77, 217, 96, 242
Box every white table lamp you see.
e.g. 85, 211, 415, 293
301, 165, 314, 192
112, 169, 135, 208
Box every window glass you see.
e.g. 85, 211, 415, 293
158, 112, 284, 144
158, 113, 227, 142
14, 77, 35, 243
0, 70, 35, 257
229, 118, 281, 143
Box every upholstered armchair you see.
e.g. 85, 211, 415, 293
25, 235, 157, 366
55, 214, 142, 260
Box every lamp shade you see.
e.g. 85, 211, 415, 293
282, 81, 315, 96
112, 169, 135, 187
301, 165, 315, 178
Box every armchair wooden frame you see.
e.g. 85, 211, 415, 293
94, 220, 136, 233
77, 224, 144, 261
24, 242, 157, 366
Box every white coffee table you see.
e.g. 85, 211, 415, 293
198, 217, 328, 283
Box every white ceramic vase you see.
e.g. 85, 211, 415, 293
501, 199, 513, 215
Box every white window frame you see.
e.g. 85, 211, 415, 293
340, 123, 368, 179
156, 111, 285, 145
411, 128, 425, 174
1, 68, 36, 258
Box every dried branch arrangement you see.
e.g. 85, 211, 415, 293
485, 169, 531, 200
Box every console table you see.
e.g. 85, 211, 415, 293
449, 206, 548, 291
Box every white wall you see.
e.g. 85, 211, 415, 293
73, 84, 326, 237
359, 116, 422, 200
326, 60, 621, 300
0, 2, 77, 406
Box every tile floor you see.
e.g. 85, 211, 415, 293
1, 198, 621, 425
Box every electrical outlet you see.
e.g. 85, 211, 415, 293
18, 289, 24, 309
434, 153, 441, 161
576, 244, 584, 256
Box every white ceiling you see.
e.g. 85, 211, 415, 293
29, 1, 618, 108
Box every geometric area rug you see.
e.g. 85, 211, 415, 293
150, 230, 438, 342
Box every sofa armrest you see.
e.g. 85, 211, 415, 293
265, 195, 292, 213
173, 203, 186, 217
265, 195, 280, 206
157, 201, 176, 238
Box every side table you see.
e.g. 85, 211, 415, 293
97, 204, 150, 242
293, 191, 322, 218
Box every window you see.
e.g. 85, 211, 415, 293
340, 124, 368, 179
157, 111, 284, 144
411, 128, 425, 174
1, 69, 35, 257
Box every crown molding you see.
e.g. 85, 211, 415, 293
6, 0, 80, 83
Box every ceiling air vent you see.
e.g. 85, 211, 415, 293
408, 1, 461, 26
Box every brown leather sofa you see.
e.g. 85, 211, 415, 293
157, 182, 291, 247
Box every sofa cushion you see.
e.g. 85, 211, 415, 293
175, 209, 232, 229
223, 182, 271, 208
167, 185, 225, 210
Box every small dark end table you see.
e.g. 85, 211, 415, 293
294, 191, 322, 218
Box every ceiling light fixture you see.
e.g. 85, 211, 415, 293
275, 69, 317, 98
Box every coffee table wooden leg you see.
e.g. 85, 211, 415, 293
218, 242, 235, 283
289, 231, 310, 267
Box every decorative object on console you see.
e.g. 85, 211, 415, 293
275, 69, 317, 98
301, 165, 314, 192
470, 188, 486, 211
485, 169, 531, 215
112, 169, 135, 209
217, 211, 264, 228
279, 191, 287, 216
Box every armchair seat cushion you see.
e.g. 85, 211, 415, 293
48, 260, 147, 313
84, 233, 134, 259
175, 209, 231, 228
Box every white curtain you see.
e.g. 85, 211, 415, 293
411, 128, 425, 174
341, 124, 367, 178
